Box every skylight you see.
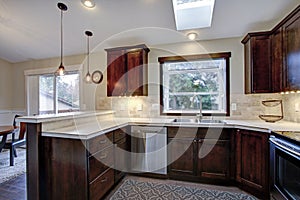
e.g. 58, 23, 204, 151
172, 0, 215, 30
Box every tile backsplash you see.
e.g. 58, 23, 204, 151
96, 93, 300, 123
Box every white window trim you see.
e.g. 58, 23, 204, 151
159, 53, 230, 116
162, 60, 226, 114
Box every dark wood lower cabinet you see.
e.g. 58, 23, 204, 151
38, 128, 129, 200
168, 138, 196, 177
27, 123, 269, 200
167, 127, 269, 199
114, 135, 129, 183
198, 139, 230, 181
89, 168, 114, 200
168, 127, 232, 184
235, 129, 270, 200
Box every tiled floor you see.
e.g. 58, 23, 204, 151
0, 173, 26, 200
0, 174, 261, 200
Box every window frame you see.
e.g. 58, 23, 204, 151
39, 71, 80, 114
158, 52, 231, 116
24, 65, 83, 115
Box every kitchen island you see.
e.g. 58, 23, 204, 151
17, 111, 300, 200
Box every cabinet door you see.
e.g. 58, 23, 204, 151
107, 50, 127, 96
246, 35, 272, 93
236, 129, 269, 199
271, 28, 284, 92
168, 138, 196, 177
126, 50, 147, 96
283, 11, 300, 91
115, 137, 128, 183
197, 139, 230, 180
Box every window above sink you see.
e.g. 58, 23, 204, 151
158, 52, 231, 116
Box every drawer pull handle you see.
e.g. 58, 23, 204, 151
100, 177, 107, 183
100, 153, 107, 159
99, 139, 107, 144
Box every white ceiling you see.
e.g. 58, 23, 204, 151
0, 0, 299, 63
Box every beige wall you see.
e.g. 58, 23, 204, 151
7, 36, 300, 122
0, 58, 13, 109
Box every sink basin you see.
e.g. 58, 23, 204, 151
172, 118, 224, 124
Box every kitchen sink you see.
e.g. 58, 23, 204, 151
172, 118, 224, 124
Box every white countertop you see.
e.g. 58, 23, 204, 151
17, 111, 300, 139
16, 110, 115, 123
40, 116, 300, 140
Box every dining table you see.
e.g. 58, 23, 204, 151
0, 125, 17, 152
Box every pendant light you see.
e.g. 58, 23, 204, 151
84, 30, 93, 83
55, 2, 68, 76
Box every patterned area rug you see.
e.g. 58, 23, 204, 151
0, 148, 26, 184
110, 179, 257, 200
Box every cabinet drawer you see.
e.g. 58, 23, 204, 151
88, 132, 113, 155
89, 145, 114, 182
198, 128, 231, 140
114, 129, 127, 143
89, 168, 114, 200
168, 127, 198, 138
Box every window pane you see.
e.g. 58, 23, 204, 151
57, 73, 80, 112
167, 94, 220, 111
39, 75, 54, 114
169, 71, 219, 93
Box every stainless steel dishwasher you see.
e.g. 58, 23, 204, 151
131, 126, 167, 174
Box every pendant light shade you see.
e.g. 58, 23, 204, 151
84, 30, 93, 83
55, 2, 68, 76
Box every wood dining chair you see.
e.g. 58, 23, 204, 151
4, 115, 26, 166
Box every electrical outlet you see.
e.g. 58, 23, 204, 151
137, 104, 143, 111
231, 103, 237, 111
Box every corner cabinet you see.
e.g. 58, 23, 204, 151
242, 5, 300, 93
242, 32, 272, 94
105, 44, 150, 96
235, 129, 270, 200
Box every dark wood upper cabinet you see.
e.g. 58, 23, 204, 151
242, 32, 272, 94
283, 8, 300, 91
242, 5, 300, 93
105, 44, 150, 96
271, 27, 284, 92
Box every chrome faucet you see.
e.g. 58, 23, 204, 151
196, 96, 203, 123
191, 95, 203, 123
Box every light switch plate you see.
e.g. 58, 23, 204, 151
231, 103, 237, 111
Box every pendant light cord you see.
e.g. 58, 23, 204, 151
60, 9, 63, 66
87, 35, 90, 73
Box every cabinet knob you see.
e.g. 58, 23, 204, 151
100, 177, 108, 183
99, 139, 107, 144
100, 153, 107, 160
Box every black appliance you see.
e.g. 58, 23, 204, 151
270, 132, 300, 200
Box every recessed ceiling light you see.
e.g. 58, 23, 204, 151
81, 0, 95, 8
187, 32, 198, 40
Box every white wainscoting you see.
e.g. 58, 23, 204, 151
0, 110, 26, 125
